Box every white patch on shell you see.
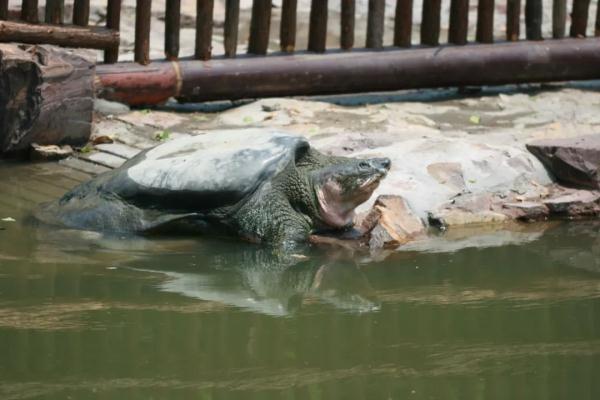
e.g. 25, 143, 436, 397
126, 129, 306, 196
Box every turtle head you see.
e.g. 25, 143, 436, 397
312, 157, 391, 229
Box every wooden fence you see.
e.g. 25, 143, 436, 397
0, 0, 599, 64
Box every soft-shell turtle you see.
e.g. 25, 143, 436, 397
38, 130, 390, 248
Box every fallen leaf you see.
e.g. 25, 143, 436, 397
154, 130, 171, 141
469, 115, 481, 124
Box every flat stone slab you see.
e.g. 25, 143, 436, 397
527, 134, 600, 190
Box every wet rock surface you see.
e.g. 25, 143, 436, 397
527, 134, 600, 190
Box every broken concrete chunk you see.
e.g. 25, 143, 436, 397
30, 144, 74, 161
527, 134, 600, 189
362, 195, 425, 249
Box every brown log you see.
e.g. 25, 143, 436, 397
248, 0, 271, 55
21, 0, 39, 23
0, 20, 119, 49
570, 0, 591, 37
476, 0, 494, 43
224, 0, 240, 57
421, 0, 441, 45
507, 0, 520, 40
525, 0, 543, 40
45, 0, 64, 24
0, 44, 94, 154
0, 0, 7, 20
195, 0, 214, 60
96, 38, 600, 105
366, 0, 385, 48
553, 0, 567, 38
165, 0, 181, 59
73, 0, 90, 26
135, 0, 152, 65
449, 0, 469, 45
308, 0, 328, 52
104, 0, 122, 63
280, 0, 297, 52
394, 0, 412, 47
341, 0, 355, 49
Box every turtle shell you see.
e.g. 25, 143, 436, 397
105, 129, 310, 213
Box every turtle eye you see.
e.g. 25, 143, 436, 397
359, 161, 370, 170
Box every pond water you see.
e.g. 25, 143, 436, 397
0, 161, 599, 399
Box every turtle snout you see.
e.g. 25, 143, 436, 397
370, 158, 391, 175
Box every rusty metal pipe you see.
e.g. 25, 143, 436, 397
96, 38, 600, 106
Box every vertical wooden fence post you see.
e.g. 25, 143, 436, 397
195, 0, 214, 60
73, 0, 90, 26
449, 0, 469, 45
525, 0, 543, 40
280, 0, 297, 52
421, 0, 441, 45
507, 0, 520, 40
0, 0, 8, 20
394, 0, 412, 47
104, 0, 122, 63
21, 0, 39, 23
248, 0, 271, 55
308, 0, 328, 52
476, 0, 494, 42
165, 0, 181, 60
45, 0, 64, 24
341, 0, 355, 50
366, 0, 385, 48
135, 0, 152, 65
553, 0, 567, 38
570, 0, 591, 37
224, 0, 240, 57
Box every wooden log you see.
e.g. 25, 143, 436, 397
0, 44, 94, 154
135, 0, 152, 65
570, 0, 591, 37
45, 0, 64, 24
0, 0, 8, 20
308, 0, 328, 52
449, 0, 469, 45
280, 0, 297, 52
525, 0, 543, 40
507, 0, 520, 40
394, 0, 412, 47
366, 0, 385, 48
21, 0, 39, 23
248, 0, 271, 55
73, 0, 90, 26
165, 0, 181, 60
104, 0, 121, 63
421, 0, 441, 45
224, 0, 240, 57
97, 38, 600, 105
476, 0, 494, 43
195, 0, 214, 60
341, 0, 355, 49
0, 20, 119, 49
553, 0, 567, 38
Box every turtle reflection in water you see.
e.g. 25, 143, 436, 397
38, 130, 390, 249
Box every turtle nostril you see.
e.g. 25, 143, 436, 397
378, 158, 391, 171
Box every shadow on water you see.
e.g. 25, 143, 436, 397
1, 161, 600, 399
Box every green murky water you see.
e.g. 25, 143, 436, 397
1, 161, 599, 399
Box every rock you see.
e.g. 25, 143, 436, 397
501, 201, 550, 221
543, 189, 600, 217
30, 144, 74, 161
93, 99, 130, 116
526, 134, 600, 189
426, 162, 466, 192
361, 195, 425, 249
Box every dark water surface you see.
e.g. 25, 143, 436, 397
0, 161, 599, 399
